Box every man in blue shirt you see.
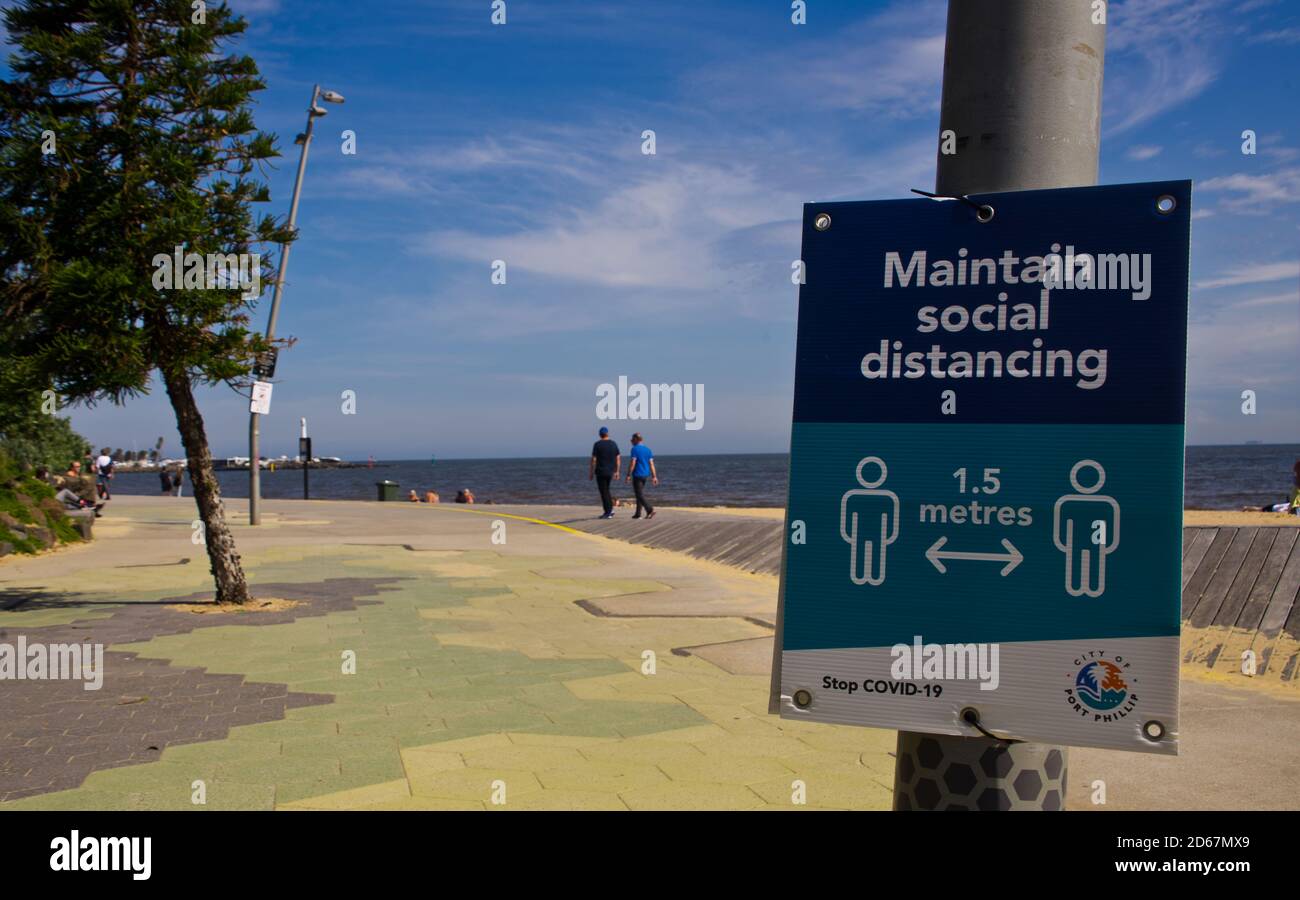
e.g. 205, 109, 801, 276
624, 432, 658, 519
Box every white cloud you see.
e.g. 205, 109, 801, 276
1247, 27, 1300, 43
419, 160, 800, 291
1195, 260, 1299, 290
1187, 306, 1298, 390
1125, 145, 1163, 161
683, 0, 946, 120
1224, 290, 1298, 310
228, 0, 282, 13
1104, 0, 1225, 134
333, 130, 616, 201
1199, 167, 1300, 212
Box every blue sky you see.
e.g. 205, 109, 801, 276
10, 0, 1300, 459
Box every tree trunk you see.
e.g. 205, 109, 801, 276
161, 369, 252, 604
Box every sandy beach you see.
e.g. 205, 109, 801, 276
1183, 509, 1300, 526
674, 506, 1300, 527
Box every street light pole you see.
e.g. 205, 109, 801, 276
891, 0, 1106, 811
249, 84, 344, 524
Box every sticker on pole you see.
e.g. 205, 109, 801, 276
250, 380, 273, 415
771, 181, 1190, 755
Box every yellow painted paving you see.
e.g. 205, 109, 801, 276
0, 498, 895, 811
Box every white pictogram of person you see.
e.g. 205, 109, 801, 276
1053, 460, 1120, 597
841, 456, 900, 586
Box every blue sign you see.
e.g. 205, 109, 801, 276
773, 181, 1190, 754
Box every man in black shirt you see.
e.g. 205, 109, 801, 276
588, 427, 621, 518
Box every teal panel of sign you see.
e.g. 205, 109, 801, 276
772, 181, 1191, 755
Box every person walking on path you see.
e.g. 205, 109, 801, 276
624, 432, 658, 519
589, 426, 621, 518
94, 448, 114, 499
160, 467, 173, 494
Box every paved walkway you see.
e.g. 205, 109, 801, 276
0, 497, 1296, 810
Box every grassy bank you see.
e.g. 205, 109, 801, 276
0, 453, 84, 556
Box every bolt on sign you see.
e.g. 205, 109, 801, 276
770, 181, 1191, 755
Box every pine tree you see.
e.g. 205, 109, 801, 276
1, 0, 294, 603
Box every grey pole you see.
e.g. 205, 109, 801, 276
250, 85, 328, 525
934, 0, 1105, 196
893, 0, 1106, 812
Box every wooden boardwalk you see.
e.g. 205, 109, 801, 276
567, 511, 1300, 684
571, 511, 786, 578
1181, 526, 1300, 682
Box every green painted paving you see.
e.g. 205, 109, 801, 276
1, 544, 706, 810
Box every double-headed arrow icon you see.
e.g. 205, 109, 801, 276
926, 536, 1023, 576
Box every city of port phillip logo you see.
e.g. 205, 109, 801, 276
1064, 651, 1137, 722
595, 376, 703, 431
152, 245, 262, 299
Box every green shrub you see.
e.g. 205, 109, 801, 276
0, 448, 83, 553
0, 520, 40, 554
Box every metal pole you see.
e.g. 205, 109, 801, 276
893, 0, 1106, 812
250, 84, 321, 525
301, 417, 309, 501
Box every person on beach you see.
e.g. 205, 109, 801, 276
1245, 459, 1300, 513
425, 490, 440, 503
589, 426, 621, 519
624, 432, 658, 519
408, 489, 421, 502
455, 488, 475, 504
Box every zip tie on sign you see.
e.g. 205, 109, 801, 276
961, 706, 1022, 744
910, 188, 995, 223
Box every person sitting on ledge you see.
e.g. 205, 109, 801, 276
408, 489, 421, 502
41, 466, 105, 516
455, 488, 475, 504
425, 490, 440, 503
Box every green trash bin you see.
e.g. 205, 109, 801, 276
376, 480, 399, 502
